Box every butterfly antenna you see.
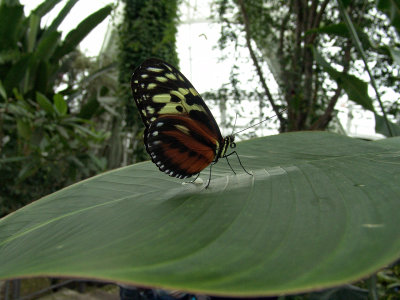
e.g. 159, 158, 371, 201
233, 108, 287, 135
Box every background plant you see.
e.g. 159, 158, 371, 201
212, 0, 400, 135
0, 0, 112, 216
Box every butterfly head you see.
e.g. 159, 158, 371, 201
225, 135, 236, 149
219, 135, 236, 159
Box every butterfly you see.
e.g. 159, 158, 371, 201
131, 58, 251, 187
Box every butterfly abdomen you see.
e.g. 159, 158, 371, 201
146, 114, 221, 178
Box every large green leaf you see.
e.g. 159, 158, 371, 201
43, 0, 79, 38
3, 54, 32, 93
53, 5, 112, 60
35, 31, 61, 61
27, 14, 40, 53
0, 132, 399, 297
0, 3, 24, 50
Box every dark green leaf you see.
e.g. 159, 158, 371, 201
54, 94, 67, 116
77, 96, 100, 119
374, 113, 400, 136
44, 0, 79, 37
33, 61, 49, 94
27, 14, 40, 52
0, 132, 399, 297
16, 119, 31, 140
54, 5, 112, 60
3, 54, 32, 94
17, 160, 38, 181
312, 47, 375, 112
36, 92, 55, 115
35, 31, 61, 61
31, 0, 62, 19
341, 0, 351, 7
0, 3, 24, 50
56, 125, 69, 140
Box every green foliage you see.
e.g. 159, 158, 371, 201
214, 0, 400, 133
0, 132, 399, 297
118, 0, 179, 163
0, 0, 113, 216
0, 91, 107, 216
0, 0, 112, 99
312, 47, 375, 112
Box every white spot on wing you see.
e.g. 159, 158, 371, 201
165, 73, 177, 80
170, 90, 185, 101
153, 94, 171, 103
147, 67, 163, 72
178, 88, 189, 95
156, 76, 168, 83
189, 88, 199, 96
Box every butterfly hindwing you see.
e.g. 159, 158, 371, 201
146, 115, 218, 177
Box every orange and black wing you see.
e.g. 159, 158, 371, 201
131, 58, 224, 178
146, 115, 219, 178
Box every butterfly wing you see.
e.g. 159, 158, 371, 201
146, 115, 218, 178
131, 58, 224, 178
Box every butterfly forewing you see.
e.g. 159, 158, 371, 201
131, 58, 224, 178
131, 58, 221, 138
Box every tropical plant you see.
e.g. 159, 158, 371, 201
0, 90, 107, 215
213, 0, 400, 136
0, 0, 112, 215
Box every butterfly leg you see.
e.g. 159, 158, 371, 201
225, 151, 252, 176
225, 156, 236, 175
205, 162, 215, 189
188, 173, 200, 184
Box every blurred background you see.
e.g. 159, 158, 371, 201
1, 0, 399, 298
